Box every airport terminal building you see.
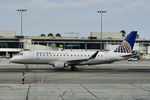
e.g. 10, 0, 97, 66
0, 30, 150, 58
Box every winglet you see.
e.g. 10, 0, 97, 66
89, 51, 99, 59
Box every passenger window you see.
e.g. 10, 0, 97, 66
36, 53, 38, 56
46, 52, 48, 56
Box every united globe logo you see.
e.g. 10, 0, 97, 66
114, 40, 132, 53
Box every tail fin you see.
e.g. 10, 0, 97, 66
114, 31, 137, 53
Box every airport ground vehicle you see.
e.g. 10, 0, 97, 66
128, 58, 138, 61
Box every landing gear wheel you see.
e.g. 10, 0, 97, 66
71, 66, 78, 71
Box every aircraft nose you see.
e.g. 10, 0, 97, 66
10, 57, 16, 63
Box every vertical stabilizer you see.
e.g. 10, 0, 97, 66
114, 31, 137, 53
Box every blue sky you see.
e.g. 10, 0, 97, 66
0, 0, 150, 39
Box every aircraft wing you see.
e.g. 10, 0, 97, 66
67, 51, 99, 65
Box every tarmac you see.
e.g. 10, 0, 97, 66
1, 84, 150, 100
0, 59, 150, 100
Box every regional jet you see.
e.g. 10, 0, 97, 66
10, 31, 137, 70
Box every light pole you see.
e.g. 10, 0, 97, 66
97, 10, 106, 50
17, 9, 27, 51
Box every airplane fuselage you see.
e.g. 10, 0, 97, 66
10, 50, 129, 67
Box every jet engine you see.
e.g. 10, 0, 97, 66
53, 62, 68, 69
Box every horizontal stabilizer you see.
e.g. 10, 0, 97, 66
122, 54, 133, 57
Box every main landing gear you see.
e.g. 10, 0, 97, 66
71, 66, 78, 71
25, 64, 28, 71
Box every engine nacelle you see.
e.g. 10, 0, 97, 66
53, 62, 66, 69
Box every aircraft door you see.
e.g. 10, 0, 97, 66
30, 51, 36, 60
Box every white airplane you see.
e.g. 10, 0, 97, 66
10, 31, 137, 70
